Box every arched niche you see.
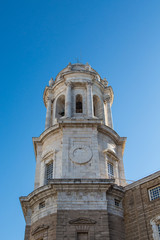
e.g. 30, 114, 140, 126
93, 95, 103, 118
55, 95, 65, 119
76, 94, 83, 113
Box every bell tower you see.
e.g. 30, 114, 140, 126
20, 63, 126, 240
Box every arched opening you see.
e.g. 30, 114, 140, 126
93, 95, 103, 118
55, 95, 65, 119
76, 94, 83, 113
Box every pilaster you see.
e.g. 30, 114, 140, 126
104, 96, 113, 128
87, 81, 93, 118
65, 81, 72, 118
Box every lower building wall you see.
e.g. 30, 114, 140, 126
25, 225, 31, 240
28, 213, 57, 240
56, 210, 110, 240
108, 213, 125, 240
123, 174, 160, 240
25, 210, 125, 240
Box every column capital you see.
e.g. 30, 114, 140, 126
87, 81, 93, 86
104, 96, 111, 104
65, 81, 72, 87
47, 96, 52, 102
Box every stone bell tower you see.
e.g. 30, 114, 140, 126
20, 63, 127, 240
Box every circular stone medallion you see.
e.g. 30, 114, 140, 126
69, 145, 93, 165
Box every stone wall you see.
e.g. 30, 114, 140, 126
124, 171, 160, 240
25, 210, 125, 240
29, 213, 57, 240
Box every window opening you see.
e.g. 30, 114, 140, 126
107, 162, 114, 179
77, 232, 88, 240
76, 95, 83, 113
56, 95, 65, 119
115, 199, 120, 207
149, 185, 160, 201
39, 201, 45, 209
158, 224, 160, 237
93, 95, 103, 118
46, 161, 53, 184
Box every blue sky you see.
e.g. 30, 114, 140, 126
0, 0, 160, 239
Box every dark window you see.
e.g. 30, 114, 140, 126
114, 199, 120, 207
39, 201, 45, 209
56, 95, 65, 118
46, 162, 53, 183
77, 232, 88, 240
76, 95, 83, 113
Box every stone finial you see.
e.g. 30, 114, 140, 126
49, 77, 54, 87
102, 78, 108, 87
85, 62, 91, 71
68, 62, 72, 70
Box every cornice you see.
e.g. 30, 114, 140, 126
58, 118, 102, 127
19, 184, 54, 220
32, 124, 60, 158
55, 68, 100, 82
125, 170, 160, 191
98, 125, 127, 152
33, 122, 127, 159
20, 179, 125, 221
43, 66, 114, 107
103, 149, 119, 161
43, 78, 65, 107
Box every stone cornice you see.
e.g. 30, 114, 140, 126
33, 122, 126, 159
103, 149, 119, 161
19, 184, 54, 221
58, 118, 102, 127
98, 125, 127, 153
55, 69, 99, 82
32, 124, 60, 159
20, 179, 125, 222
125, 171, 160, 191
43, 65, 114, 107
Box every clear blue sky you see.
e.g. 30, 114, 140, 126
0, 0, 160, 239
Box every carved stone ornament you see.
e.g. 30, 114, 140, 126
69, 217, 96, 225
104, 96, 111, 103
69, 145, 92, 165
31, 224, 49, 235
41, 149, 55, 161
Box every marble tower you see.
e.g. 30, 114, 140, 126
20, 63, 127, 240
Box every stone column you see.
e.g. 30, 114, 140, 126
65, 81, 72, 118
52, 99, 56, 125
87, 81, 93, 118
104, 97, 113, 128
45, 97, 52, 130
34, 145, 42, 189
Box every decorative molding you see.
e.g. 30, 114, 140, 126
103, 148, 119, 161
31, 224, 49, 235
41, 150, 54, 161
69, 145, 93, 165
65, 81, 72, 87
150, 215, 160, 240
41, 149, 57, 162
69, 217, 96, 225
104, 96, 111, 103
87, 81, 93, 86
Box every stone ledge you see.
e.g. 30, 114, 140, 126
125, 170, 160, 190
